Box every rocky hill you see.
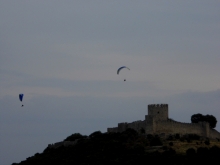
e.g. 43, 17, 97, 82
12, 129, 220, 165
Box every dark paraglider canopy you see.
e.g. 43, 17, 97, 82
117, 66, 130, 81
19, 94, 24, 102
19, 94, 24, 107
117, 66, 130, 75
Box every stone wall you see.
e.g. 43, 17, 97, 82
108, 120, 146, 133
107, 127, 119, 133
209, 129, 220, 139
127, 120, 145, 132
155, 120, 208, 137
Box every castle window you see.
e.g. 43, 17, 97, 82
158, 111, 159, 114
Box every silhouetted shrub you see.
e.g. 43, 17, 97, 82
147, 134, 153, 140
140, 128, 145, 134
150, 135, 163, 146
175, 134, 180, 139
186, 148, 196, 157
132, 144, 145, 154
209, 145, 220, 157
167, 135, 174, 140
64, 133, 85, 141
89, 131, 102, 138
162, 146, 168, 150
180, 137, 185, 142
191, 113, 217, 128
186, 138, 191, 143
188, 134, 200, 140
197, 147, 209, 157
120, 128, 138, 141
123, 128, 138, 136
163, 148, 176, 156
34, 153, 40, 157
169, 148, 176, 155
169, 142, 173, 146
204, 139, 210, 145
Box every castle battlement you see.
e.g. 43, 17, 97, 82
148, 104, 168, 108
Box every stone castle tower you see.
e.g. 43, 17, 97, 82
147, 104, 168, 121
107, 103, 220, 139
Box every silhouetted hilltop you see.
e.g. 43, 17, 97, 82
12, 129, 220, 165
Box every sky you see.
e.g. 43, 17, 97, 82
0, 1, 220, 164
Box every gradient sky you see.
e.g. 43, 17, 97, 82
1, 1, 220, 164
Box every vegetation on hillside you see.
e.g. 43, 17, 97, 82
191, 113, 217, 128
12, 129, 220, 165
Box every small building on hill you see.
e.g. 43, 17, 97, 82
107, 104, 220, 139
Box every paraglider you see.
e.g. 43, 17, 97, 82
117, 66, 130, 81
19, 94, 24, 107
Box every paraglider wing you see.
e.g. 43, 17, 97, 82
19, 94, 24, 102
117, 66, 130, 75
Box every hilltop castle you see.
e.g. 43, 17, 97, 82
107, 104, 220, 139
